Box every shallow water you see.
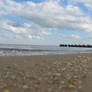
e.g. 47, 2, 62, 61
0, 44, 92, 56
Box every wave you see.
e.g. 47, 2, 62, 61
0, 44, 92, 56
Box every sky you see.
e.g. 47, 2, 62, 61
0, 0, 92, 45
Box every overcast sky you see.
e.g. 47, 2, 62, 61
0, 0, 92, 45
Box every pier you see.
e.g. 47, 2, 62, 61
59, 44, 92, 48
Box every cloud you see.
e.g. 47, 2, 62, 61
76, 0, 92, 9
0, 20, 50, 40
0, 20, 27, 34
60, 33, 81, 39
28, 35, 33, 39
1, 0, 92, 33
76, 0, 92, 4
1, 0, 92, 44
3, 34, 22, 39
70, 34, 80, 39
0, 11, 5, 15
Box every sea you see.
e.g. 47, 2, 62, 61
0, 44, 92, 56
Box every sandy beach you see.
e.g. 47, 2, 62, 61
0, 53, 92, 92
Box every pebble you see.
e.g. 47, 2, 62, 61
23, 85, 29, 89
0, 55, 91, 92
3, 89, 10, 92
68, 84, 74, 88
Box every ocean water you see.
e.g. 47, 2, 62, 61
0, 44, 92, 56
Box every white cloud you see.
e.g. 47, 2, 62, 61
0, 11, 4, 15
1, 0, 92, 43
0, 20, 27, 34
42, 31, 51, 35
76, 0, 92, 9
1, 0, 92, 33
28, 35, 33, 39
0, 0, 7, 15
71, 34, 80, 39
60, 33, 81, 39
0, 20, 50, 40
28, 35, 43, 40
76, 0, 92, 4
3, 34, 22, 39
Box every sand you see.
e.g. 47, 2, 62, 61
0, 53, 92, 92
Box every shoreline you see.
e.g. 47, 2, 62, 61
0, 52, 92, 56
0, 52, 92, 57
0, 53, 92, 92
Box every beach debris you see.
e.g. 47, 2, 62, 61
57, 87, 64, 92
7, 66, 12, 69
72, 79, 77, 85
83, 73, 88, 78
35, 64, 40, 67
23, 85, 29, 89
3, 89, 10, 92
68, 84, 74, 88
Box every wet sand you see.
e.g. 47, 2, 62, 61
0, 53, 92, 92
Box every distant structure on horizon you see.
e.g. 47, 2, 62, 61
59, 44, 92, 48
